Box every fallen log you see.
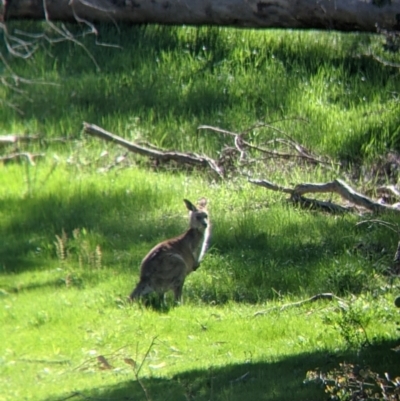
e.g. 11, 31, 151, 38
3, 0, 400, 33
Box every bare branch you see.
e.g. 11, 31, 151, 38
198, 124, 336, 168
41, 0, 100, 71
129, 337, 158, 401
83, 122, 224, 177
364, 51, 400, 69
254, 293, 346, 317
0, 152, 45, 165
0, 98, 24, 115
198, 125, 239, 138
249, 178, 400, 214
0, 134, 40, 145
356, 219, 399, 234
241, 116, 309, 136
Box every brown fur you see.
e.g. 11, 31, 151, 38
129, 198, 210, 304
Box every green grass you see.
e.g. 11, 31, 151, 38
1, 24, 400, 160
1, 160, 399, 401
1, 23, 400, 401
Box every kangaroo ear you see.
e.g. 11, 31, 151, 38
183, 199, 197, 212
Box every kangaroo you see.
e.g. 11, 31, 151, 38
129, 198, 210, 304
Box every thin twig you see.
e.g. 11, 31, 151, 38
365, 52, 400, 68
254, 293, 346, 317
0, 152, 45, 165
198, 125, 239, 138
72, 344, 130, 372
132, 337, 158, 401
42, 0, 100, 71
241, 116, 309, 135
356, 219, 399, 234
135, 336, 158, 377
55, 392, 81, 401
230, 371, 250, 383
198, 124, 336, 167
17, 358, 70, 365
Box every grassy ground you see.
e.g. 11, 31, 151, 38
1, 24, 400, 160
1, 23, 400, 401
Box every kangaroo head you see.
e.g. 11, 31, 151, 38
184, 198, 208, 232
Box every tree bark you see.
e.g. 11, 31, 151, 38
2, 0, 400, 32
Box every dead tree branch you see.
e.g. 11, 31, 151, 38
376, 185, 400, 204
197, 124, 336, 168
249, 178, 400, 214
83, 122, 224, 177
254, 293, 346, 317
0, 134, 40, 145
0, 152, 45, 165
1, 5, 115, 112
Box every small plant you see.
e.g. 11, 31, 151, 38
54, 229, 68, 267
323, 300, 371, 350
54, 228, 102, 270
324, 262, 370, 296
73, 229, 103, 270
305, 362, 400, 400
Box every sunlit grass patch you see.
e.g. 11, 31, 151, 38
1, 24, 400, 401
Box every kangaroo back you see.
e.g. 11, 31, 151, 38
129, 198, 210, 304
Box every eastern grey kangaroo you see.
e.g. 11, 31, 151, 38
129, 198, 210, 304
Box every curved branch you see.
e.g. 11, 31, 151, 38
254, 293, 346, 317
83, 122, 224, 177
249, 178, 400, 214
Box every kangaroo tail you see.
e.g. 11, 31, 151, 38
128, 281, 152, 301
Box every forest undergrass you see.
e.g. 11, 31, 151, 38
1, 23, 400, 401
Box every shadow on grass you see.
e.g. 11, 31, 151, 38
0, 186, 187, 274
204, 216, 387, 298
4, 24, 392, 159
1, 184, 394, 303
1, 24, 242, 139
45, 339, 400, 401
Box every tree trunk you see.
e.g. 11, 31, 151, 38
2, 0, 400, 32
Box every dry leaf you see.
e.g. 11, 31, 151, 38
97, 355, 112, 370
123, 358, 137, 368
